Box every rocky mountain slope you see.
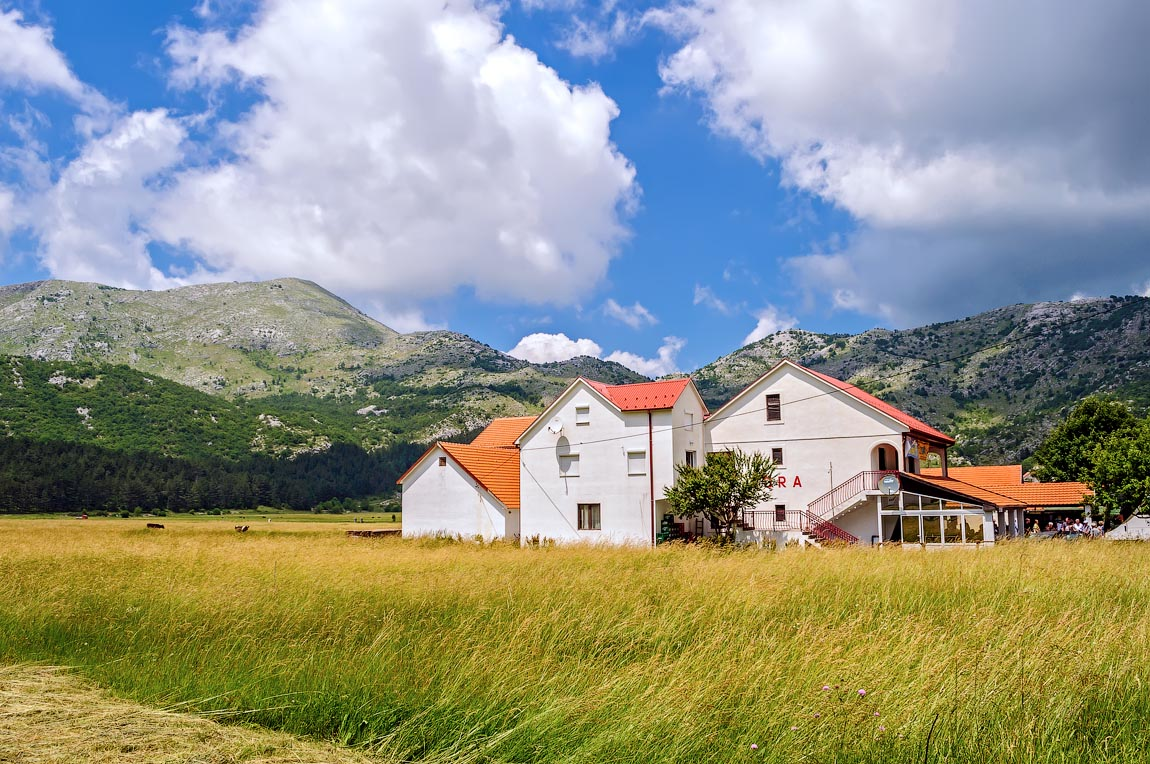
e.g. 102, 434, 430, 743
694, 295, 1150, 464
0, 279, 642, 445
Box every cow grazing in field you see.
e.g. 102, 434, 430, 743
235, 525, 249, 532
146, 523, 165, 529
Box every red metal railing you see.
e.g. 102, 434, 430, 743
739, 509, 859, 544
806, 470, 898, 521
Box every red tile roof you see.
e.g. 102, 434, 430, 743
912, 465, 1091, 509
470, 416, 537, 449
993, 482, 1092, 508
585, 378, 701, 412
921, 465, 1023, 485
906, 473, 1022, 507
800, 364, 955, 445
439, 442, 521, 510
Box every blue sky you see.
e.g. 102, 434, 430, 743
1, 1, 1148, 376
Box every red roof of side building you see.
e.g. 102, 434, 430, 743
906, 473, 1023, 507
395, 442, 521, 509
920, 465, 1024, 485
439, 442, 521, 510
921, 464, 1091, 508
800, 364, 956, 445
470, 416, 537, 449
585, 378, 703, 412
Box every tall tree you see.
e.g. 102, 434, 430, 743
663, 449, 775, 540
1033, 396, 1138, 482
1091, 420, 1150, 522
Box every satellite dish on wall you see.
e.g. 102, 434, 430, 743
878, 474, 901, 496
546, 416, 564, 435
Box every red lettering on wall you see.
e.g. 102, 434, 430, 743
792, 475, 802, 488
777, 476, 787, 488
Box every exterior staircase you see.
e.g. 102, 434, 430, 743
739, 470, 900, 545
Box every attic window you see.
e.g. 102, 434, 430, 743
438, 456, 447, 467
765, 394, 782, 422
575, 406, 590, 426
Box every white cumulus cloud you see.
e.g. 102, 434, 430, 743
507, 332, 604, 363
655, 0, 1150, 325
605, 336, 685, 377
150, 0, 637, 314
743, 305, 798, 345
28, 110, 188, 289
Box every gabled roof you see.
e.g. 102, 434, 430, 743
706, 359, 955, 445
920, 465, 1023, 485
396, 442, 520, 510
470, 416, 537, 449
440, 443, 520, 510
518, 376, 705, 445
802, 366, 955, 445
584, 378, 701, 412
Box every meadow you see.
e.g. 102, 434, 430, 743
2, 518, 1149, 763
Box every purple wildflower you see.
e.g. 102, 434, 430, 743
750, 744, 758, 751
858, 689, 867, 697
822, 685, 831, 691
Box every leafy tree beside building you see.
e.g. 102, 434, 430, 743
663, 449, 776, 540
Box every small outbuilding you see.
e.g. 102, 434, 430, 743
397, 416, 534, 542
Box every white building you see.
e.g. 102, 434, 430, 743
706, 360, 996, 547
397, 416, 534, 541
516, 378, 708, 545
398, 362, 1092, 548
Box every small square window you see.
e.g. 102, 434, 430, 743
559, 454, 580, 477
575, 406, 590, 425
771, 447, 783, 466
775, 504, 787, 523
578, 503, 601, 530
765, 394, 782, 422
627, 450, 647, 475
685, 450, 697, 468
438, 456, 447, 467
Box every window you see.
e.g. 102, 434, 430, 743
627, 450, 647, 475
922, 515, 942, 543
765, 394, 782, 422
578, 503, 601, 530
575, 406, 590, 426
685, 412, 694, 431
559, 454, 580, 477
771, 447, 784, 466
902, 516, 921, 543
964, 514, 984, 543
685, 450, 697, 468
775, 504, 787, 523
438, 456, 447, 467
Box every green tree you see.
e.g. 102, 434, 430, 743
663, 449, 776, 540
1091, 420, 1150, 522
1034, 396, 1138, 482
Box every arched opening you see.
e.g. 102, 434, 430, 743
872, 443, 899, 472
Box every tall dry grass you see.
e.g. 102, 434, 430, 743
2, 518, 1149, 762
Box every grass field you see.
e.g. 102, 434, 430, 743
2, 520, 1149, 763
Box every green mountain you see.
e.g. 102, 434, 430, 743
0, 278, 642, 447
694, 295, 1150, 464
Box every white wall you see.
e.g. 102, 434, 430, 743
706, 365, 907, 520
519, 383, 688, 545
401, 446, 512, 541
